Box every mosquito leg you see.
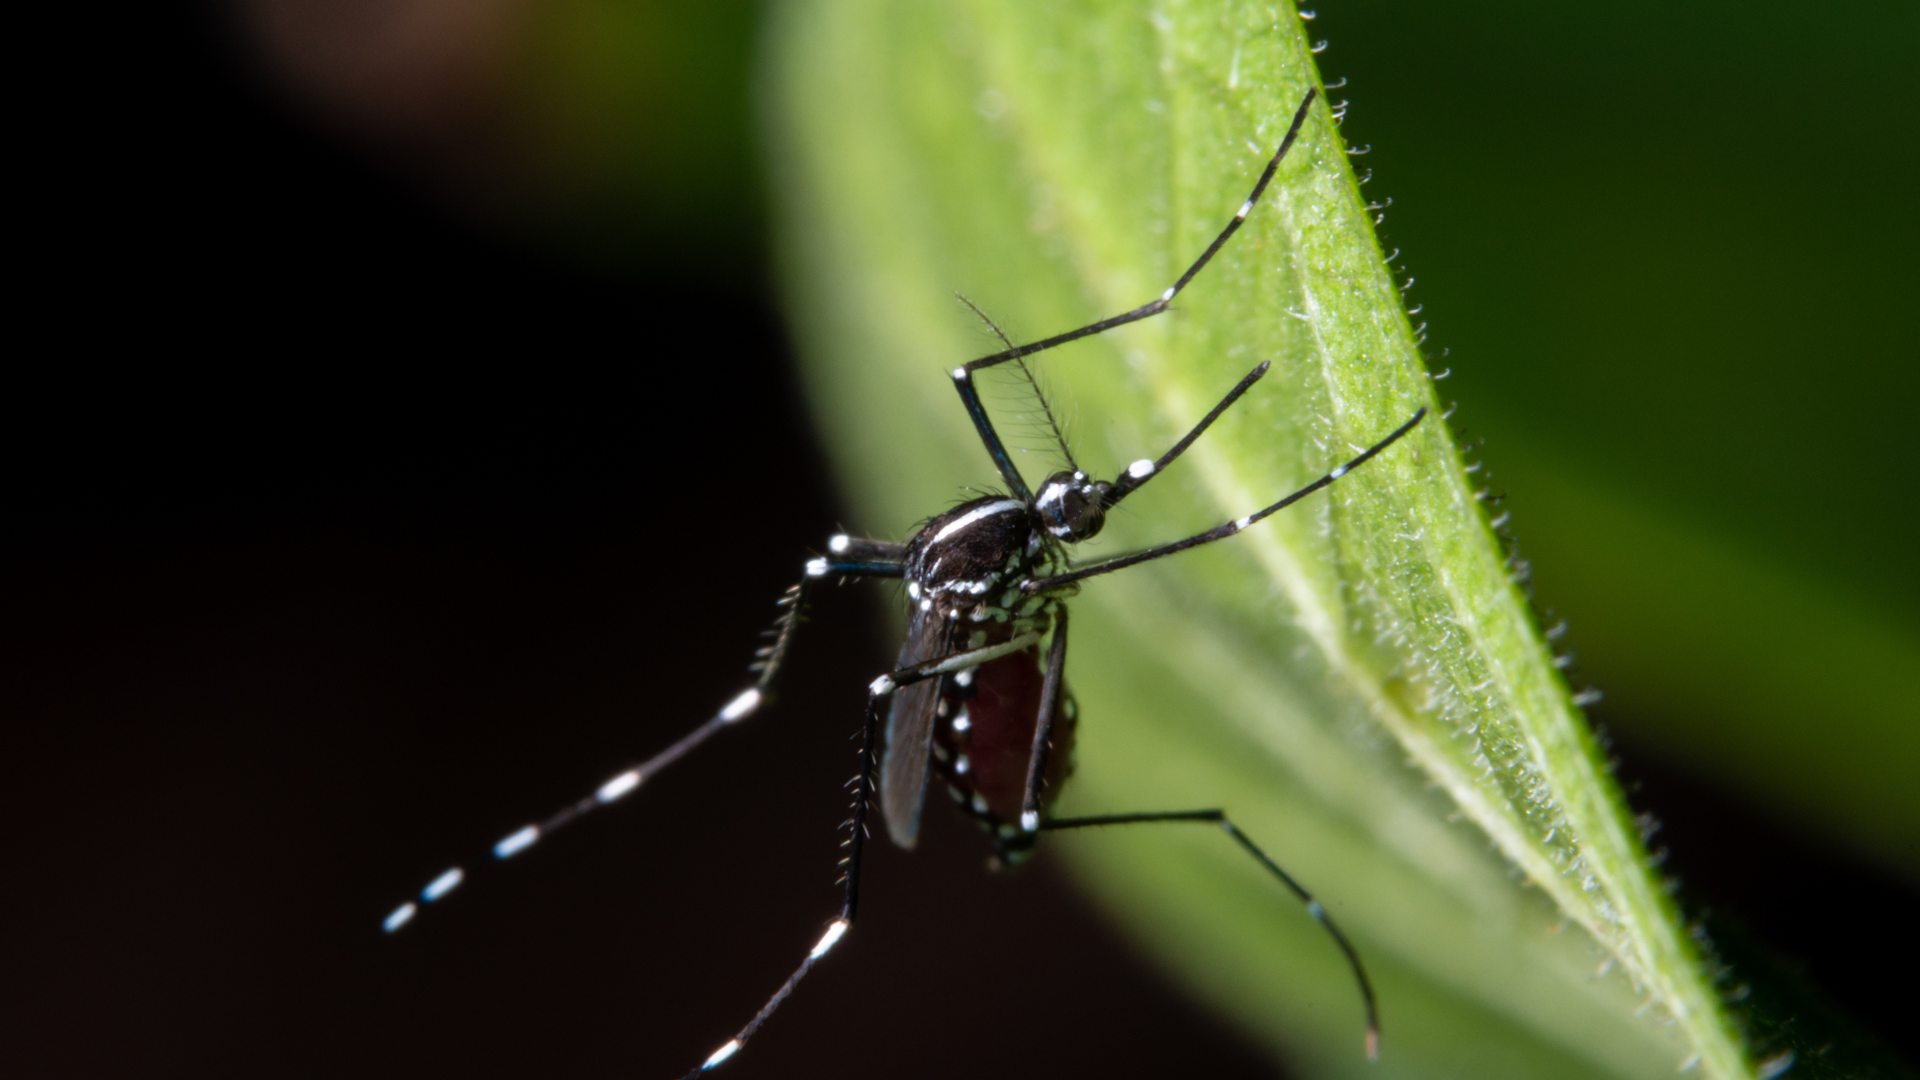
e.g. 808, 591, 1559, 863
1024, 408, 1427, 596
380, 540, 905, 934
1017, 607, 1070, 833
885, 630, 1047, 687
675, 661, 883, 1078
806, 535, 908, 579
1041, 810, 1380, 1061
1101, 361, 1271, 508
949, 87, 1320, 497
950, 359, 1034, 501
956, 87, 1319, 380
679, 630, 1045, 1077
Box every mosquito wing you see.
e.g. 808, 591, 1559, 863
879, 609, 951, 849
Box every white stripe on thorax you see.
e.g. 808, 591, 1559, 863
931, 499, 1025, 545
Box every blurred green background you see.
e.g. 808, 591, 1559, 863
228, 0, 1915, 1058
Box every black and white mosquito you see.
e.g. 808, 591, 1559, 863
383, 87, 1424, 1076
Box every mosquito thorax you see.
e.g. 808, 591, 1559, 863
901, 496, 1057, 623
1033, 470, 1108, 542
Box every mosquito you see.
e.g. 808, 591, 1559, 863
382, 86, 1425, 1076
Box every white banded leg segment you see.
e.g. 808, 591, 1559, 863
719, 688, 762, 723
1040, 808, 1380, 1061
683, 653, 897, 1076
808, 536, 908, 580
381, 868, 461, 931
596, 769, 642, 804
808, 919, 850, 959
866, 633, 1043, 716
383, 575, 837, 939
588, 686, 771, 813
422, 867, 464, 901
895, 630, 1042, 684
493, 825, 539, 859
701, 1040, 742, 1071
688, 915, 857, 1075
382, 902, 417, 933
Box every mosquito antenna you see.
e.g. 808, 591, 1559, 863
955, 293, 1079, 472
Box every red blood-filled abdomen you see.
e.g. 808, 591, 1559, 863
932, 644, 1075, 832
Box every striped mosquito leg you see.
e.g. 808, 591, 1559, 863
1099, 360, 1272, 509
379, 676, 772, 934
956, 87, 1320, 379
680, 631, 1043, 1076
1039, 809, 1380, 1061
382, 541, 907, 934
1017, 607, 1070, 833
1022, 407, 1427, 595
676, 674, 882, 1079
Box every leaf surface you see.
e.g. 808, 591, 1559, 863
764, 1, 1751, 1075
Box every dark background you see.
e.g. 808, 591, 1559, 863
8, 3, 1911, 1078
11, 5, 1277, 1078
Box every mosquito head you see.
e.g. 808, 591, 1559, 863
1034, 470, 1108, 542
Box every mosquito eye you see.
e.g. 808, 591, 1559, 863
1066, 486, 1104, 539
1037, 474, 1105, 540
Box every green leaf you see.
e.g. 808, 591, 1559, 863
762, 1, 1749, 1076
1290, 0, 1920, 876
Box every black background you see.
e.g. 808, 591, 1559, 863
8, 4, 1911, 1078
11, 5, 1276, 1078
